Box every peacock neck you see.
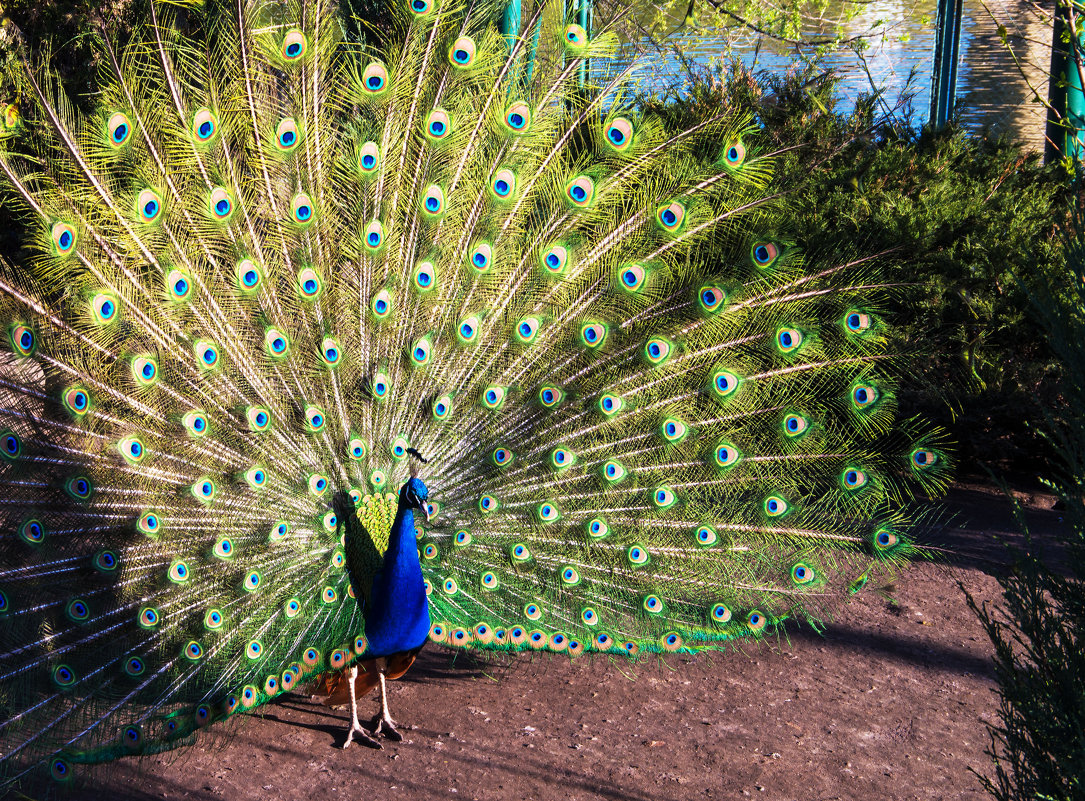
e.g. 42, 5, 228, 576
362, 491, 431, 658
383, 500, 421, 581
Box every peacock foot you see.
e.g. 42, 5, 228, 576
343, 720, 382, 750
366, 712, 403, 742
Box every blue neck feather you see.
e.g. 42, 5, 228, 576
361, 491, 431, 658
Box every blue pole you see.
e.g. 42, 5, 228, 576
1046, 0, 1085, 162
501, 0, 521, 54
929, 0, 963, 129
577, 0, 591, 89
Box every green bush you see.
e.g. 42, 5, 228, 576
643, 60, 1071, 474
965, 207, 1085, 801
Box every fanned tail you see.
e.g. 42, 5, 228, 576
0, 0, 949, 789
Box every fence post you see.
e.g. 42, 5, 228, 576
577, 0, 591, 88
1046, 0, 1085, 162
501, 0, 521, 53
930, 0, 963, 129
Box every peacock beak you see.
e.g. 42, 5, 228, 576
423, 503, 434, 523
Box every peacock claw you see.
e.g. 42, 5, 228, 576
343, 722, 382, 750
366, 713, 403, 742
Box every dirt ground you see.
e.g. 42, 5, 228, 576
12, 481, 1070, 801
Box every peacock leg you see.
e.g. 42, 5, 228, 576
341, 665, 382, 749
365, 660, 403, 741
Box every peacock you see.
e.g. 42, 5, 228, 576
0, 0, 951, 789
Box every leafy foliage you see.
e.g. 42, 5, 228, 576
643, 59, 1072, 474
966, 207, 1085, 801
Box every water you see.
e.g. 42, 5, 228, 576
613, 0, 1050, 151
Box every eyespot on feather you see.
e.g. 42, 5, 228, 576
448, 36, 477, 66
490, 168, 516, 199
208, 188, 233, 220
503, 102, 531, 133
362, 62, 390, 95
603, 116, 633, 151
136, 189, 162, 223
469, 242, 493, 272
722, 139, 746, 169
540, 244, 569, 274
192, 108, 217, 143
358, 141, 380, 174
421, 185, 445, 217
281, 30, 307, 61
656, 201, 686, 232
565, 175, 595, 207
563, 23, 588, 50
751, 242, 780, 268
291, 193, 315, 225
107, 111, 132, 147
275, 118, 300, 151
425, 108, 452, 140
364, 220, 385, 251
236, 259, 263, 292
51, 222, 77, 255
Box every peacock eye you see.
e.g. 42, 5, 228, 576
565, 175, 595, 207
504, 102, 531, 133
580, 322, 607, 348
482, 385, 506, 409
136, 189, 161, 222
751, 242, 780, 268
364, 220, 385, 250
644, 337, 672, 364
321, 337, 341, 366
783, 414, 808, 437
291, 193, 314, 225
714, 441, 741, 469
776, 327, 803, 353
458, 315, 480, 344
305, 405, 326, 432
661, 417, 687, 442
563, 23, 588, 50
448, 36, 476, 66
722, 139, 746, 169
421, 185, 445, 217
604, 117, 633, 151
541, 244, 569, 274
108, 112, 132, 146
515, 316, 540, 344
264, 328, 290, 358
363, 62, 389, 95
469, 242, 493, 272
425, 108, 451, 139
282, 30, 307, 60
602, 460, 627, 483
413, 261, 436, 292
618, 264, 646, 293
52, 222, 77, 255
358, 141, 380, 174
491, 168, 516, 199
192, 107, 218, 142
699, 285, 725, 312
712, 370, 740, 398
276, 118, 300, 151
656, 201, 685, 231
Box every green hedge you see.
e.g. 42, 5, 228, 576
643, 60, 1071, 475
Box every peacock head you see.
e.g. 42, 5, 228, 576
400, 477, 430, 521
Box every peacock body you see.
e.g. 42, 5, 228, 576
0, 0, 948, 787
